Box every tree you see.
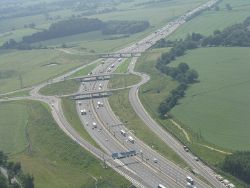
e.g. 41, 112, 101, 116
185, 69, 199, 83
21, 174, 34, 188
225, 3, 232, 11
0, 151, 7, 166
0, 175, 8, 188
177, 63, 189, 73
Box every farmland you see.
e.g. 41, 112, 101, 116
135, 48, 228, 165
169, 0, 250, 39
0, 0, 207, 53
0, 49, 95, 94
0, 100, 130, 188
170, 47, 250, 150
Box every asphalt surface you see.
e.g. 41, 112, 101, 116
1, 0, 225, 187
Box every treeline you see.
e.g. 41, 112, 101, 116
158, 62, 198, 117
1, 18, 149, 50
155, 34, 200, 117
0, 151, 34, 188
22, 18, 104, 43
102, 20, 149, 35
154, 16, 250, 49
222, 151, 250, 184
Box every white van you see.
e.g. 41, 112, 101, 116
120, 130, 126, 137
128, 136, 135, 143
186, 176, 194, 185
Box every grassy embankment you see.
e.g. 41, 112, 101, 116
0, 100, 130, 188
0, 49, 96, 94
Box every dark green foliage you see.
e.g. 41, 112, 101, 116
0, 151, 7, 166
0, 151, 34, 188
1, 18, 149, 50
0, 174, 8, 188
20, 174, 34, 188
102, 20, 149, 35
23, 18, 103, 43
222, 152, 250, 184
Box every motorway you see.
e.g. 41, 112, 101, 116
3, 0, 225, 187
71, 1, 225, 188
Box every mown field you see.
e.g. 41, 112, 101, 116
0, 49, 95, 94
169, 0, 250, 39
170, 47, 250, 151
0, 100, 130, 188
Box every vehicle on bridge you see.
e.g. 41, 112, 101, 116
112, 150, 136, 159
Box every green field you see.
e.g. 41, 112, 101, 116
109, 89, 187, 167
135, 48, 228, 164
0, 49, 96, 94
0, 102, 29, 153
39, 80, 80, 96
169, 0, 250, 39
0, 100, 130, 188
170, 47, 250, 150
108, 74, 141, 89
0, 0, 207, 53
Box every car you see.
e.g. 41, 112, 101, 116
153, 158, 158, 163
194, 157, 199, 161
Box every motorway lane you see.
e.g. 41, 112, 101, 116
84, 73, 212, 188
77, 81, 184, 188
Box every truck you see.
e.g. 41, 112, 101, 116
112, 150, 136, 159
128, 136, 135, 143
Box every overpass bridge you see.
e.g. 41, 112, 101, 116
99, 52, 141, 58
72, 91, 113, 100
73, 73, 129, 82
